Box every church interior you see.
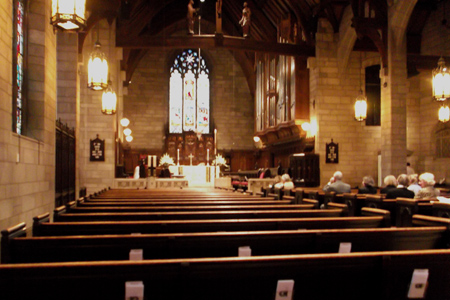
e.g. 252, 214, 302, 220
2, 0, 450, 298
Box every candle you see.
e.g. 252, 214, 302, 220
177, 149, 180, 165
153, 155, 156, 167
207, 149, 209, 164
214, 128, 217, 155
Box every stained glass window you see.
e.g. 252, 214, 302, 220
169, 49, 210, 134
13, 0, 26, 134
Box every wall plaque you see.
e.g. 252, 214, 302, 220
326, 139, 338, 164
90, 134, 105, 162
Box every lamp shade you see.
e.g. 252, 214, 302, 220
123, 128, 132, 136
120, 118, 130, 127
101, 82, 117, 115
439, 105, 450, 123
354, 93, 367, 122
87, 42, 108, 91
51, 0, 86, 31
432, 57, 450, 101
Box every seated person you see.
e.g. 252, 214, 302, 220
380, 175, 397, 194
386, 174, 415, 199
407, 174, 421, 196
270, 175, 282, 189
274, 174, 294, 190
358, 176, 377, 194
415, 172, 440, 200
323, 171, 351, 194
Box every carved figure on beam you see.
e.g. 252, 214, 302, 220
239, 2, 251, 38
216, 0, 222, 34
187, 0, 199, 35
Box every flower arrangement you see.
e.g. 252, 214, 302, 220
159, 153, 175, 168
212, 154, 228, 167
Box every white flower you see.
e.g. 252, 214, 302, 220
159, 153, 175, 167
212, 154, 228, 167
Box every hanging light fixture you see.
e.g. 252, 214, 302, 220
439, 104, 450, 123
432, 57, 450, 101
120, 118, 130, 127
433, 1, 450, 102
126, 135, 133, 142
87, 25, 108, 91
123, 128, 132, 136
51, 0, 86, 31
354, 52, 367, 121
101, 81, 117, 115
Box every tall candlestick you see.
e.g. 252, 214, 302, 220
214, 128, 217, 155
207, 149, 209, 165
177, 149, 180, 165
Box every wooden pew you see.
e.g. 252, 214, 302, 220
1, 250, 450, 300
82, 199, 291, 206
70, 204, 315, 213
32, 213, 388, 236
53, 208, 345, 222
3, 223, 448, 264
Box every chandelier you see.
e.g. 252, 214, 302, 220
354, 52, 367, 122
87, 25, 108, 91
101, 81, 117, 115
355, 93, 368, 121
432, 56, 450, 101
439, 105, 450, 123
51, 0, 86, 31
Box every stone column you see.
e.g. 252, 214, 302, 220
379, 3, 414, 178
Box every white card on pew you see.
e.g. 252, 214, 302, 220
238, 246, 251, 257
275, 280, 294, 300
125, 281, 144, 300
129, 249, 143, 261
338, 242, 352, 253
407, 269, 429, 299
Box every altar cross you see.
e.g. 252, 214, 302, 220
188, 153, 194, 166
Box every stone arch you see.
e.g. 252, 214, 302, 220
389, 0, 418, 51
337, 5, 357, 78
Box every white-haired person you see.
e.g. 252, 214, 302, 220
407, 174, 421, 196
380, 175, 397, 194
358, 176, 377, 194
323, 171, 351, 194
415, 172, 440, 199
274, 173, 294, 190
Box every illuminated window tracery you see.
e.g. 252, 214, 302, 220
169, 49, 210, 134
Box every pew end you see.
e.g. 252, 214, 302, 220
326, 202, 349, 216
413, 214, 450, 230
302, 198, 319, 209
361, 207, 391, 227
33, 212, 50, 236
1, 222, 26, 263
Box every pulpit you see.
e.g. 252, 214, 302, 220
165, 132, 215, 165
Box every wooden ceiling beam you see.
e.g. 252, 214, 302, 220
116, 34, 315, 57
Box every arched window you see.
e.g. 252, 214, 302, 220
169, 49, 210, 134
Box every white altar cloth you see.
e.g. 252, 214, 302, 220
169, 165, 217, 187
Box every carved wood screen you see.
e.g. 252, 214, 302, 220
55, 119, 76, 207
166, 132, 214, 165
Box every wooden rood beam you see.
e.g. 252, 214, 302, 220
116, 34, 315, 57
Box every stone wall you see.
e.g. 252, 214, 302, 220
416, 0, 450, 181
0, 0, 56, 230
78, 20, 119, 194
310, 19, 381, 188
123, 48, 255, 153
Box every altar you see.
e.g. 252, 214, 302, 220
169, 165, 218, 187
